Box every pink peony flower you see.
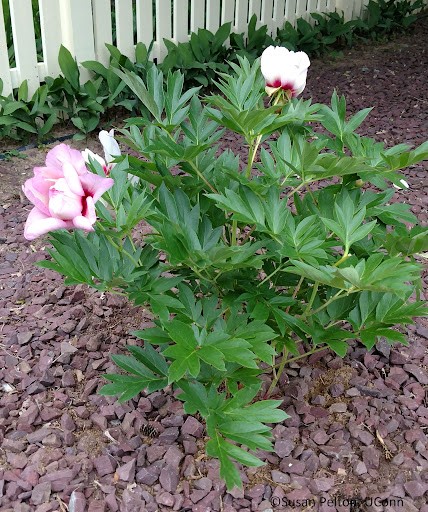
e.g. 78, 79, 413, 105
23, 144, 114, 241
261, 46, 310, 98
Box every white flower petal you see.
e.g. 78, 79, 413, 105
260, 45, 310, 97
99, 130, 121, 164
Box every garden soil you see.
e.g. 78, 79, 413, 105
1, 17, 428, 512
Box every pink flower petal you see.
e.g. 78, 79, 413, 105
63, 162, 85, 196
33, 165, 63, 181
72, 197, 96, 231
45, 144, 87, 175
22, 178, 50, 216
23, 207, 72, 241
79, 173, 114, 203
48, 179, 83, 220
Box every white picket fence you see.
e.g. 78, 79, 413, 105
0, 0, 425, 97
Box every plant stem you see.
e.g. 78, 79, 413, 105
286, 275, 304, 313
258, 260, 284, 287
334, 251, 349, 267
97, 225, 140, 267
286, 181, 306, 198
305, 289, 346, 317
188, 160, 217, 193
302, 281, 319, 318
270, 344, 330, 368
265, 345, 289, 397
231, 219, 238, 246
245, 134, 262, 179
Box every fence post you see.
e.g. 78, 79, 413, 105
272, 0, 286, 33
58, 0, 95, 81
9, 0, 40, 95
92, 0, 113, 66
335, 0, 352, 20
206, 0, 221, 32
221, 0, 235, 25
173, 0, 189, 43
115, 0, 134, 60
39, 0, 63, 78
156, 0, 172, 62
136, 0, 154, 51
0, 0, 13, 96
260, 0, 274, 33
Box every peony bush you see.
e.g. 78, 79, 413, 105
25, 49, 428, 489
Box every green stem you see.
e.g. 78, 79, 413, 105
245, 134, 262, 179
304, 289, 347, 318
334, 250, 350, 267
97, 225, 141, 267
286, 275, 304, 314
160, 125, 218, 194
258, 260, 284, 287
265, 345, 289, 397
302, 281, 319, 318
188, 160, 217, 193
286, 181, 306, 198
270, 345, 330, 368
231, 219, 238, 246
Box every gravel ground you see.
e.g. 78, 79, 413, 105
0, 17, 428, 512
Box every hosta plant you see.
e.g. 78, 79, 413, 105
28, 54, 428, 489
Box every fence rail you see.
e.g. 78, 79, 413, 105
0, 0, 426, 96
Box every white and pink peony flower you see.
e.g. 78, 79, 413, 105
261, 46, 310, 98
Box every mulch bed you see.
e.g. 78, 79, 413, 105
1, 17, 428, 512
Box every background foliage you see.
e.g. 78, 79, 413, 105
1, 0, 425, 144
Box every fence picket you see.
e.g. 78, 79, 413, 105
335, 0, 351, 19
295, 0, 307, 20
307, 0, 318, 21
272, 0, 286, 32
191, 0, 205, 32
136, 0, 154, 49
327, 0, 336, 14
9, 0, 39, 95
317, 0, 328, 13
38, 0, 62, 78
156, 0, 172, 60
260, 0, 274, 32
0, 0, 13, 95
92, 0, 112, 66
206, 0, 220, 32
284, 0, 297, 25
221, 0, 235, 24
115, 0, 134, 59
235, 0, 249, 33
173, 0, 189, 42
351, 0, 363, 18
249, 0, 262, 24
59, 0, 96, 69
